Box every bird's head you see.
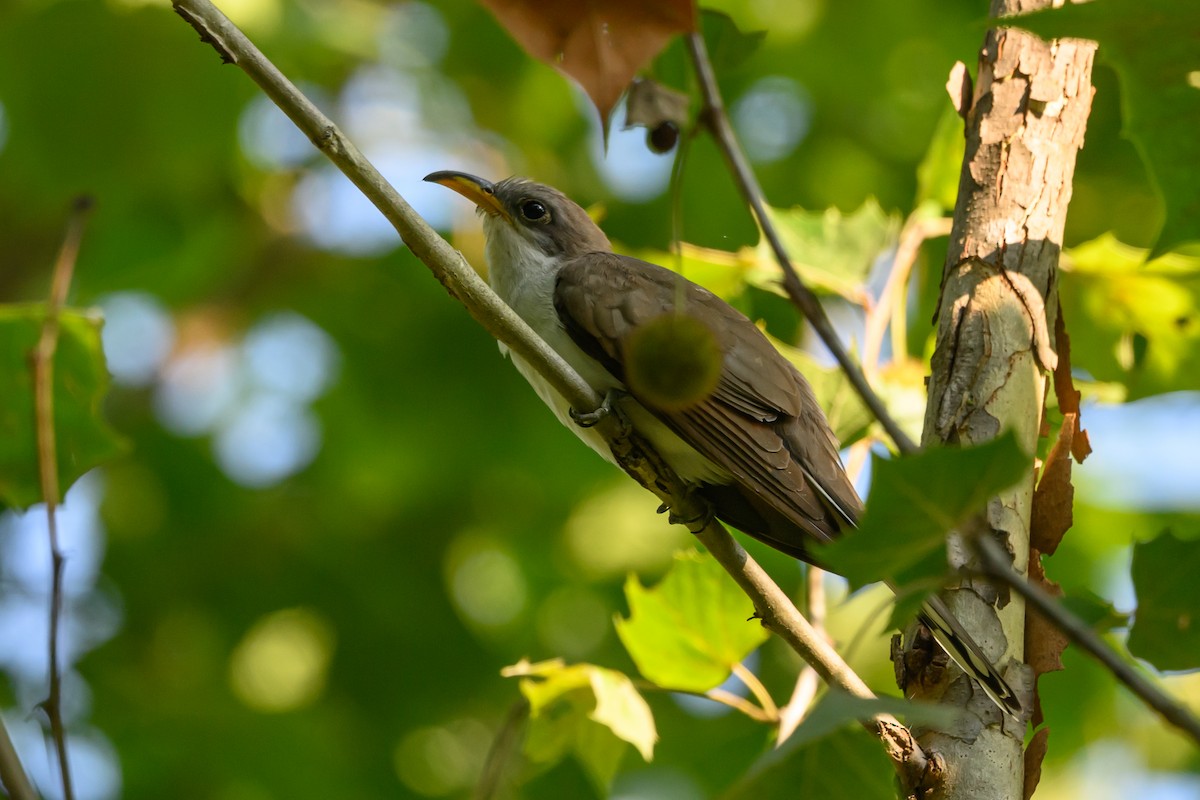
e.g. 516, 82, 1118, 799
424, 171, 611, 261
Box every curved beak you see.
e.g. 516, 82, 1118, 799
423, 171, 509, 221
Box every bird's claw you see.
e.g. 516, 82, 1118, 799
667, 500, 715, 534
570, 389, 629, 432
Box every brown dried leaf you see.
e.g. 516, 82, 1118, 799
1023, 726, 1050, 800
1031, 411, 1077, 556
1053, 304, 1092, 461
1025, 551, 1068, 728
478, 0, 696, 124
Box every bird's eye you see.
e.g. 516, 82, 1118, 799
520, 200, 548, 221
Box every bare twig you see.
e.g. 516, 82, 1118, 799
975, 535, 1200, 747
684, 31, 917, 455
32, 195, 93, 800
777, 566, 825, 744
732, 661, 778, 721
169, 1, 936, 791
861, 214, 953, 375
0, 714, 38, 800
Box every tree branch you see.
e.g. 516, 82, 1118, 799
0, 714, 38, 800
683, 31, 917, 455
170, 0, 936, 790
974, 535, 1200, 746
32, 195, 93, 800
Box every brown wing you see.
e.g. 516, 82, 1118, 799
554, 252, 863, 561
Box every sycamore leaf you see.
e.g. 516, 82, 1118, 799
503, 658, 656, 791
0, 304, 126, 509
820, 433, 1029, 602
1128, 529, 1200, 671
1060, 234, 1200, 400
1013, 0, 1200, 255
477, 0, 696, 125
616, 550, 769, 692
752, 200, 900, 302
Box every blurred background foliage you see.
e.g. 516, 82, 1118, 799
0, 0, 1197, 798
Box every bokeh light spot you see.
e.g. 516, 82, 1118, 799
213, 395, 321, 488
563, 481, 691, 580
98, 292, 176, 387
241, 311, 340, 402
229, 608, 334, 713
733, 76, 811, 163
445, 534, 527, 629
393, 719, 491, 796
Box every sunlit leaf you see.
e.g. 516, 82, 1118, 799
1013, 0, 1200, 255
504, 659, 656, 790
1060, 234, 1200, 399
0, 304, 126, 509
753, 200, 900, 302
915, 106, 965, 213
820, 433, 1029, 601
615, 550, 769, 692
477, 0, 696, 125
1128, 529, 1200, 671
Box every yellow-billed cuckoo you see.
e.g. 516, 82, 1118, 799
426, 170, 1021, 716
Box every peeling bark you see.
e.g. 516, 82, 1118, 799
909, 4, 1095, 798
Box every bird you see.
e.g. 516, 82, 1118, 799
425, 170, 1022, 717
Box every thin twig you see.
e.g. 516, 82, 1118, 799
636, 680, 775, 723
861, 214, 953, 374
731, 662, 778, 721
32, 196, 93, 800
974, 534, 1200, 746
474, 699, 529, 800
777, 566, 825, 744
169, 2, 935, 791
0, 714, 38, 800
684, 32, 917, 455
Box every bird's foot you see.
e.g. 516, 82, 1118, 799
665, 496, 715, 534
570, 389, 630, 432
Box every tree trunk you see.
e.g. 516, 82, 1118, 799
910, 2, 1095, 798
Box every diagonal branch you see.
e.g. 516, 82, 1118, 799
32, 195, 93, 800
974, 535, 1200, 746
0, 714, 38, 800
169, 0, 936, 790
684, 32, 917, 455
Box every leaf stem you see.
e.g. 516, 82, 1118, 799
0, 714, 38, 800
731, 661, 778, 721
32, 195, 93, 800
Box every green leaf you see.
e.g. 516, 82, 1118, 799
1060, 234, 1200, 399
915, 106, 966, 213
0, 304, 126, 509
505, 659, 656, 791
1060, 588, 1130, 634
752, 200, 900, 302
1013, 0, 1200, 255
700, 9, 767, 73
1128, 528, 1200, 671
724, 725, 894, 800
616, 550, 769, 692
820, 432, 1030, 595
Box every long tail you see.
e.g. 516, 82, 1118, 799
918, 594, 1023, 717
